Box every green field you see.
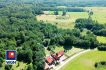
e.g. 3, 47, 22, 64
61, 50, 106, 70
49, 10, 106, 24
97, 36, 106, 44
92, 12, 106, 24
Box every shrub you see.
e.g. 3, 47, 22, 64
100, 61, 106, 65
5, 65, 12, 70
94, 62, 98, 68
98, 45, 106, 51
0, 62, 2, 67
94, 61, 106, 68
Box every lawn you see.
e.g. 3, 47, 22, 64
54, 46, 84, 56
65, 47, 84, 56
61, 50, 106, 70
97, 36, 106, 44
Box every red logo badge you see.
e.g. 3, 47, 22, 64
8, 52, 15, 59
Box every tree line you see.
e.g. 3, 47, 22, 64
41, 7, 85, 12
75, 18, 106, 36
38, 0, 106, 7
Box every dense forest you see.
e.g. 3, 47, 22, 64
32, 0, 106, 7
0, 0, 45, 70
0, 0, 106, 70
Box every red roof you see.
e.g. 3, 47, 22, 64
51, 54, 58, 60
57, 50, 64, 57
46, 56, 54, 64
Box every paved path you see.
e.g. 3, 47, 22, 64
55, 49, 91, 70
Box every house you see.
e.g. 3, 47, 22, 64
44, 50, 65, 69
46, 56, 54, 65
51, 50, 64, 60
56, 50, 64, 58
51, 54, 59, 60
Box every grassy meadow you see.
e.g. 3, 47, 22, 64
97, 36, 106, 44
37, 11, 88, 29
37, 7, 106, 29
61, 50, 106, 70
37, 14, 75, 29
84, 7, 106, 23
